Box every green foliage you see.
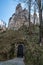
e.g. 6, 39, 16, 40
0, 29, 25, 60
0, 25, 43, 65
19, 25, 43, 65
25, 43, 43, 65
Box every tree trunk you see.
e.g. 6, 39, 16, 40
28, 0, 31, 34
33, 5, 36, 30
39, 0, 42, 43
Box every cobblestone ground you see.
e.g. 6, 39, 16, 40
0, 58, 25, 65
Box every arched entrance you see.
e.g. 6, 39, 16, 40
17, 44, 24, 57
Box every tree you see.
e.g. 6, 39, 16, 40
19, 0, 32, 31
28, 0, 31, 28
34, 5, 36, 25
33, 1, 37, 30
35, 0, 42, 44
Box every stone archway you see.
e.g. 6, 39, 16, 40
14, 39, 27, 58
17, 44, 24, 57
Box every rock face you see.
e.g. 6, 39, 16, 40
8, 3, 29, 30
0, 20, 6, 32
8, 3, 39, 30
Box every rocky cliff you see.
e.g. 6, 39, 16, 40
0, 20, 6, 32
8, 3, 38, 30
8, 3, 29, 30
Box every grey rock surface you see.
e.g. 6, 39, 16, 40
0, 58, 25, 65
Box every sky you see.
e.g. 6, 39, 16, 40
0, 0, 26, 27
0, 0, 32, 27
0, 0, 43, 27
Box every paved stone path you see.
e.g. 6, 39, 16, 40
0, 58, 25, 65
